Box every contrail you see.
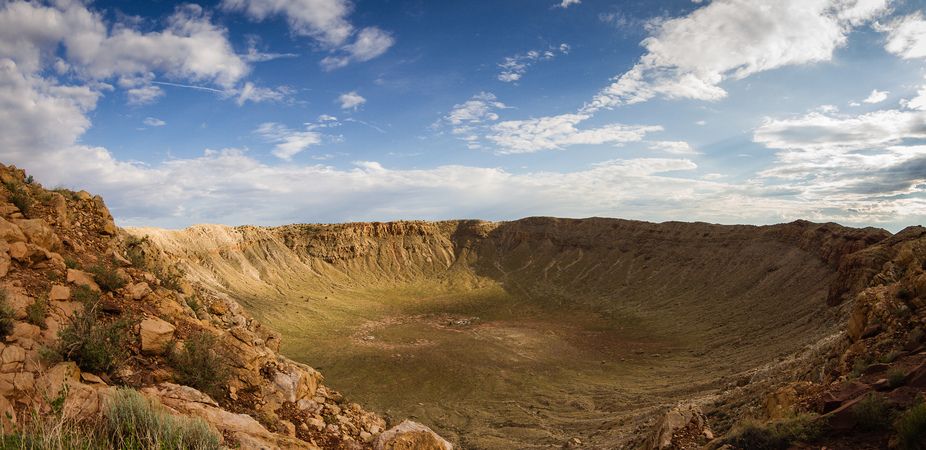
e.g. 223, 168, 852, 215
151, 81, 226, 94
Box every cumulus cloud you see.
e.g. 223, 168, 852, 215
497, 44, 569, 83
583, 0, 890, 111
863, 89, 889, 104
557, 0, 581, 8
878, 12, 926, 59
0, 0, 250, 108
222, 0, 394, 69
338, 91, 366, 110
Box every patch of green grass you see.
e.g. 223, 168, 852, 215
103, 388, 221, 450
853, 393, 892, 432
168, 332, 229, 400
0, 289, 15, 340
720, 415, 825, 450
26, 297, 48, 329
895, 400, 926, 450
89, 264, 126, 292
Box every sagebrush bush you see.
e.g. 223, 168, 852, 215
103, 388, 221, 450
54, 294, 131, 375
720, 415, 823, 450
168, 332, 228, 400
895, 400, 926, 450
89, 264, 126, 292
26, 297, 48, 329
853, 393, 891, 431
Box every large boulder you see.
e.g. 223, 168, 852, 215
374, 420, 452, 450
140, 317, 176, 355
0, 218, 25, 243
67, 269, 100, 292
13, 219, 61, 251
126, 282, 152, 301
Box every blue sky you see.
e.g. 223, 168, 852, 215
1, 0, 925, 230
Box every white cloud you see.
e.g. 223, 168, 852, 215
143, 117, 166, 127
444, 92, 506, 126
754, 110, 926, 152
222, 0, 394, 70
557, 0, 581, 8
878, 12, 926, 59
255, 122, 324, 160
648, 140, 699, 154
221, 0, 353, 46
497, 44, 569, 83
338, 91, 366, 110
488, 114, 662, 154
863, 89, 889, 104
127, 85, 164, 105
583, 0, 890, 111
0, 0, 250, 108
753, 98, 926, 211
234, 82, 291, 105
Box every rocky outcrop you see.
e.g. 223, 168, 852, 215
0, 163, 421, 449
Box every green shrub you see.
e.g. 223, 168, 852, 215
72, 285, 98, 304
24, 175, 34, 185
8, 185, 31, 216
720, 415, 823, 450
54, 299, 131, 375
103, 388, 220, 450
168, 332, 228, 400
64, 257, 80, 270
89, 264, 126, 292
853, 393, 891, 431
0, 289, 15, 339
26, 297, 48, 329
895, 401, 926, 450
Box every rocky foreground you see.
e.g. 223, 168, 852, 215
0, 164, 453, 449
